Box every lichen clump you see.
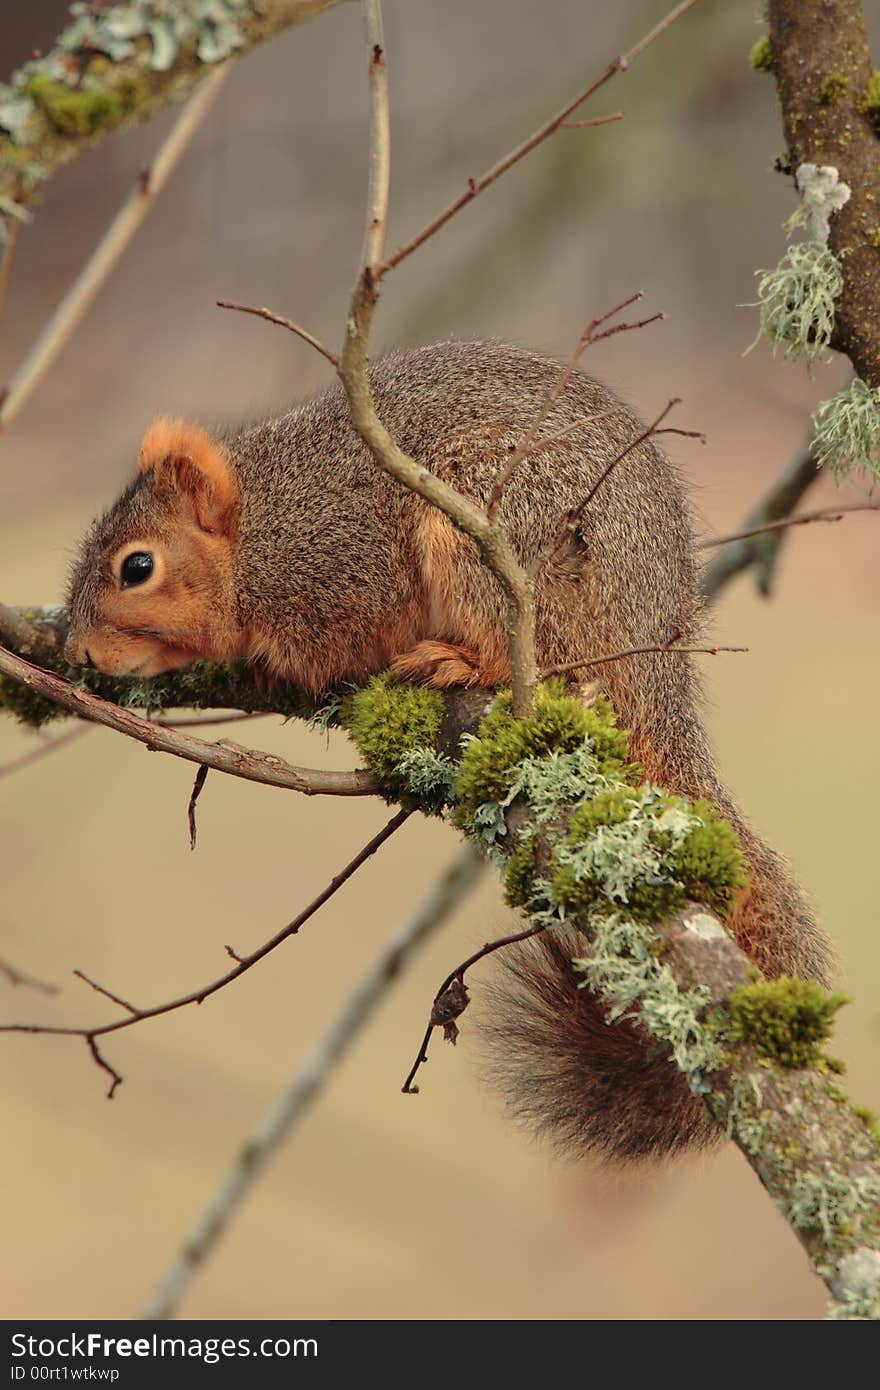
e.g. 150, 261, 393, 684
812, 377, 880, 482
750, 241, 843, 366
725, 977, 848, 1069
553, 788, 746, 923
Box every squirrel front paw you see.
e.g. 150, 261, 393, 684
391, 641, 494, 689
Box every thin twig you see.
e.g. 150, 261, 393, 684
534, 399, 704, 574
0, 810, 411, 1096
0, 643, 379, 798
362, 1, 389, 270
0, 724, 90, 781
188, 765, 210, 850
0, 68, 229, 431
378, 0, 700, 274
340, 0, 539, 715
487, 292, 663, 517
539, 643, 748, 680
73, 971, 138, 1016
143, 844, 485, 1319
560, 112, 624, 129
401, 922, 546, 1094
702, 500, 880, 549
216, 300, 338, 368
156, 712, 267, 729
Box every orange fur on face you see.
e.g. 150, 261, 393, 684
64, 420, 244, 677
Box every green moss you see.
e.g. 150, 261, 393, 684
341, 673, 445, 803
818, 72, 848, 106
552, 788, 745, 922
858, 69, 880, 132
726, 977, 849, 1069
0, 674, 68, 728
25, 75, 124, 137
674, 799, 748, 918
504, 838, 539, 908
749, 36, 774, 73
454, 682, 632, 823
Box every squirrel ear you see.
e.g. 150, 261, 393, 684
139, 417, 238, 536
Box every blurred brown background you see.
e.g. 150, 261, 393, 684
1, 0, 878, 1321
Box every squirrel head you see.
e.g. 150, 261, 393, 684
65, 419, 244, 677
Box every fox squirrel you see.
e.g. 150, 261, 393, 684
65, 339, 832, 1159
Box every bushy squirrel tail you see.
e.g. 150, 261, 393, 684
482, 784, 833, 1163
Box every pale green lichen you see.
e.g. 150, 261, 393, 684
396, 746, 458, 815
812, 377, 880, 482
0, 0, 253, 147
574, 912, 724, 1091
828, 1248, 880, 1320
787, 1169, 880, 1243
553, 787, 745, 923
748, 241, 844, 366
453, 682, 633, 828
724, 977, 848, 1069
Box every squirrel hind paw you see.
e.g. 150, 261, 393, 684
391, 640, 498, 689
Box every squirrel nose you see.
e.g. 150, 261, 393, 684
63, 632, 91, 667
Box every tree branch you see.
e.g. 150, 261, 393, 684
768, 0, 880, 386
0, 642, 378, 796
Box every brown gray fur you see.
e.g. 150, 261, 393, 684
67, 339, 833, 1161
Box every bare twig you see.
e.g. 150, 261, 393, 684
216, 300, 338, 367
378, 0, 700, 274
143, 843, 485, 1319
0, 69, 229, 431
340, 1, 539, 715
0, 958, 57, 995
539, 643, 748, 681
560, 112, 624, 129
0, 809, 411, 1097
188, 765, 210, 850
0, 643, 379, 798
401, 922, 546, 1095
487, 292, 664, 518
702, 501, 880, 549
534, 399, 704, 574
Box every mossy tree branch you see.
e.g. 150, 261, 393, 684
0, 0, 348, 223
768, 0, 880, 386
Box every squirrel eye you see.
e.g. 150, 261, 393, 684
120, 551, 155, 588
